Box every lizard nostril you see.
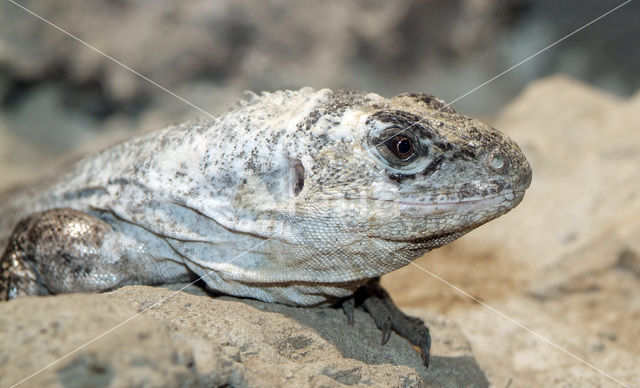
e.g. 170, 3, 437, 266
488, 151, 505, 172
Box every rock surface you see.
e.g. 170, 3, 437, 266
1, 284, 488, 388
384, 75, 640, 387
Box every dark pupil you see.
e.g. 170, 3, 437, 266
397, 138, 411, 154
391, 136, 414, 159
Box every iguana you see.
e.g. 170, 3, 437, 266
0, 88, 531, 366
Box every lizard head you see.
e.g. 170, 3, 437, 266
272, 89, 532, 278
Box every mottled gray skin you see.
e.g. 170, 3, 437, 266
0, 88, 531, 366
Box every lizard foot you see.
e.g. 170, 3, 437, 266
1, 208, 117, 300
348, 278, 431, 368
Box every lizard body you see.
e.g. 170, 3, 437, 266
0, 88, 531, 365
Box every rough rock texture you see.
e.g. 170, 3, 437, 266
1, 284, 488, 388
384, 75, 640, 387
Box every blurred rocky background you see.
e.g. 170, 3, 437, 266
1, 0, 639, 387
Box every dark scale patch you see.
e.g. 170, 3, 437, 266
71, 264, 93, 277
432, 139, 454, 152
366, 110, 435, 141
367, 110, 420, 127
401, 93, 455, 114
266, 129, 282, 145
315, 133, 328, 144
107, 178, 153, 194
458, 148, 477, 160
456, 183, 478, 200
297, 109, 321, 132
297, 90, 369, 132
469, 126, 482, 137
421, 155, 444, 177
387, 172, 416, 183
245, 159, 257, 172
219, 172, 235, 187
490, 179, 506, 193
61, 187, 109, 201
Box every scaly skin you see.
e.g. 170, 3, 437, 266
0, 88, 531, 366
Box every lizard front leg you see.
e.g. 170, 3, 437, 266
344, 277, 431, 367
0, 208, 191, 300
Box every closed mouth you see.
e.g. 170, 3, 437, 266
370, 190, 526, 216
375, 189, 524, 205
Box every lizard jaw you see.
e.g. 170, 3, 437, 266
374, 189, 526, 217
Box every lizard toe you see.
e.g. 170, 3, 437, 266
357, 278, 432, 368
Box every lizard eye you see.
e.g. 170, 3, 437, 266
370, 127, 422, 167
366, 123, 440, 174
387, 135, 415, 160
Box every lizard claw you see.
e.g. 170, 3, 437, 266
381, 318, 392, 345
341, 297, 355, 326
420, 336, 431, 368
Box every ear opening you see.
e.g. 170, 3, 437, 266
290, 159, 305, 197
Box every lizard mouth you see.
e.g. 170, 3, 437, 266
375, 230, 468, 245
374, 190, 526, 217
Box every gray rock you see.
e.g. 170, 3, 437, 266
1, 284, 488, 387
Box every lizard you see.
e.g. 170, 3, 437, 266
0, 88, 532, 367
